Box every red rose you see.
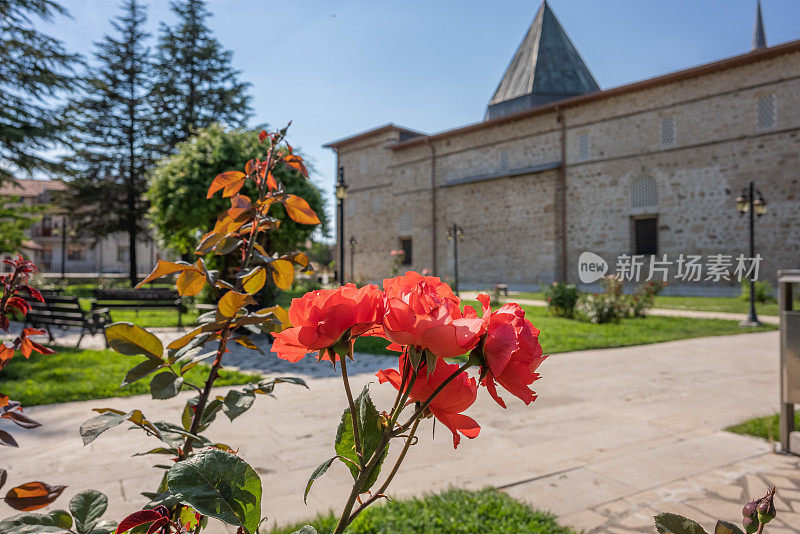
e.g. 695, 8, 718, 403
377, 353, 480, 448
476, 294, 546, 408
272, 284, 384, 362
381, 272, 484, 359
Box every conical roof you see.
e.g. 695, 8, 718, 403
752, 0, 767, 50
486, 1, 599, 120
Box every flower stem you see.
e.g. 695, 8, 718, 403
338, 344, 364, 465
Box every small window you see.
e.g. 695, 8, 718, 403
117, 245, 129, 262
400, 238, 412, 266
577, 132, 591, 161
68, 245, 86, 261
634, 217, 658, 255
756, 94, 776, 130
660, 116, 676, 147
499, 150, 510, 172
631, 176, 659, 211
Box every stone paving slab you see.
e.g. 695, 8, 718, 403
1, 329, 796, 533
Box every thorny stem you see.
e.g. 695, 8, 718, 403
349, 418, 421, 523
334, 361, 471, 532
339, 343, 364, 465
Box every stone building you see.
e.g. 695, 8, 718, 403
0, 179, 167, 275
325, 1, 800, 293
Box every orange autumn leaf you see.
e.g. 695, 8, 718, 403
284, 194, 321, 225
266, 171, 278, 191
271, 259, 294, 290
241, 267, 267, 295
176, 268, 206, 296
218, 290, 250, 317
5, 481, 67, 511
137, 260, 194, 287
283, 154, 308, 177
207, 171, 246, 199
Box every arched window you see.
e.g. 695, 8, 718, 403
631, 176, 659, 211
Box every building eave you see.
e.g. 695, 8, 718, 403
388, 38, 800, 150
323, 123, 427, 150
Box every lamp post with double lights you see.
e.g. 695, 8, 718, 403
446, 223, 464, 296
735, 181, 767, 326
335, 166, 348, 286
348, 235, 357, 284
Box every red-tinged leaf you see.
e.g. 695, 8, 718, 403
241, 267, 266, 295
137, 260, 194, 287
0, 343, 14, 363
4, 481, 66, 510
0, 469, 6, 491
283, 153, 308, 177
284, 194, 321, 225
116, 508, 167, 533
245, 159, 257, 175
0, 395, 8, 409
145, 516, 170, 534
22, 286, 43, 303
258, 131, 268, 143
6, 296, 30, 315
207, 171, 246, 199
2, 409, 41, 429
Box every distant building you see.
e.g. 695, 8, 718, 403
0, 179, 167, 275
326, 1, 799, 293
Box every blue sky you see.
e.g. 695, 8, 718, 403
49, 0, 800, 219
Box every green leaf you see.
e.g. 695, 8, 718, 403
221, 390, 256, 421
69, 490, 107, 534
80, 410, 133, 445
304, 457, 335, 504
46, 510, 72, 530
149, 372, 184, 400
121, 357, 163, 387
291, 527, 317, 534
715, 521, 745, 534
85, 519, 116, 534
0, 512, 67, 533
105, 323, 163, 360
334, 385, 388, 492
166, 448, 262, 534
655, 513, 708, 534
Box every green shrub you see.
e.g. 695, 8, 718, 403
740, 279, 773, 302
575, 292, 622, 323
543, 282, 579, 318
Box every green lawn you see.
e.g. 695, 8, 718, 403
269, 488, 576, 534
75, 297, 199, 328
0, 347, 260, 406
726, 413, 800, 442
512, 291, 795, 317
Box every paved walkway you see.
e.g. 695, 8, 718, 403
2, 329, 798, 533
460, 291, 781, 325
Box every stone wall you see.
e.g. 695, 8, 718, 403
332, 48, 800, 292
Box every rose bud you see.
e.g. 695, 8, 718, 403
756, 487, 776, 525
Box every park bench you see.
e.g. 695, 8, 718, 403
494, 284, 509, 296
24, 294, 111, 348
92, 288, 186, 328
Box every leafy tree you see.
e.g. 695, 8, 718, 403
0, 0, 81, 183
60, 0, 155, 285
150, 0, 252, 156
0, 196, 41, 254
148, 124, 328, 257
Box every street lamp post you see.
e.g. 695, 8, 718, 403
446, 223, 464, 296
735, 181, 768, 326
335, 166, 348, 286
53, 216, 73, 281
348, 235, 357, 284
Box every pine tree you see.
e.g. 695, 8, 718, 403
61, 0, 154, 285
150, 0, 252, 155
0, 0, 81, 183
